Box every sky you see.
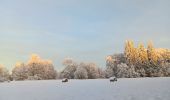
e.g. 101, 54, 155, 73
0, 0, 170, 70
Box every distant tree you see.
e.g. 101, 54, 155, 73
134, 43, 148, 77
117, 63, 139, 78
125, 40, 138, 65
60, 58, 101, 79
124, 40, 170, 77
105, 67, 114, 78
27, 54, 57, 80
105, 56, 115, 78
12, 62, 28, 80
137, 43, 148, 65
97, 68, 105, 78
147, 41, 158, 65
60, 58, 78, 79
42, 61, 57, 79
0, 65, 9, 82
161, 63, 170, 76
74, 66, 88, 79
81, 63, 99, 79
116, 63, 129, 78
105, 54, 125, 77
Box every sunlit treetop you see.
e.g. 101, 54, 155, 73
28, 54, 53, 65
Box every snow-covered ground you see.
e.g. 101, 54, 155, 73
0, 78, 170, 100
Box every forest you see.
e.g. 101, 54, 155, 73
0, 40, 170, 82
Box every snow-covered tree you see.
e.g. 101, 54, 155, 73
117, 63, 139, 78
74, 66, 88, 79
27, 54, 57, 80
125, 40, 138, 65
123, 40, 170, 77
105, 67, 114, 78
0, 65, 9, 82
97, 68, 105, 78
60, 58, 78, 79
80, 63, 99, 79
105, 54, 125, 77
12, 62, 28, 80
43, 61, 57, 79
162, 63, 170, 76
60, 58, 101, 79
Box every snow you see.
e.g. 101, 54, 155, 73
0, 78, 170, 100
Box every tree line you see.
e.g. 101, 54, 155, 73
106, 40, 170, 78
0, 40, 170, 82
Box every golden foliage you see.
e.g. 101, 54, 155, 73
125, 40, 139, 65
125, 40, 170, 66
106, 56, 113, 62
28, 54, 53, 65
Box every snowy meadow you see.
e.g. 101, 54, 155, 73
0, 77, 170, 100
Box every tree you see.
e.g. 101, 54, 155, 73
12, 62, 28, 80
137, 43, 148, 65
81, 63, 99, 79
161, 63, 170, 76
124, 40, 170, 77
105, 56, 115, 78
60, 58, 78, 79
60, 58, 101, 79
27, 54, 57, 80
0, 65, 9, 82
97, 68, 105, 78
125, 40, 138, 65
105, 54, 125, 77
117, 63, 139, 78
105, 67, 114, 78
74, 66, 88, 79
43, 61, 57, 79
147, 41, 160, 65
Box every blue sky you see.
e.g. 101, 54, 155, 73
0, 0, 170, 70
